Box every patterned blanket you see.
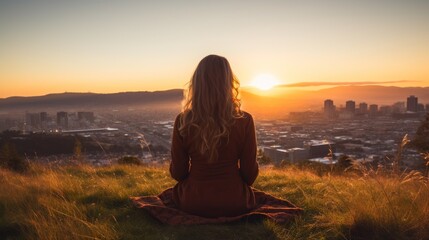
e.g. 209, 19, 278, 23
130, 188, 303, 225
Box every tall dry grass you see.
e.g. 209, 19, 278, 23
0, 161, 428, 239
0, 164, 117, 239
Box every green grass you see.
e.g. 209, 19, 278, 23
1, 163, 428, 240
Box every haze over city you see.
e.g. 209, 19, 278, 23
1, 0, 428, 98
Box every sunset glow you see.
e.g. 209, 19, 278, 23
0, 1, 428, 98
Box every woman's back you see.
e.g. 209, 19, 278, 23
170, 111, 259, 218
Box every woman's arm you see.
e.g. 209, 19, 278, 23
239, 114, 259, 185
169, 115, 190, 181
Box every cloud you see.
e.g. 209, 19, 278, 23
277, 80, 418, 88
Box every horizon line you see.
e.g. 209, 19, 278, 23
2, 84, 429, 99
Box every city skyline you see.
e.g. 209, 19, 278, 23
8, 94, 428, 138
1, 0, 429, 98
1, 85, 429, 120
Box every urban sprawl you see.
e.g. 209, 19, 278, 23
0, 95, 428, 171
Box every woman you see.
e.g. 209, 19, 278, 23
132, 55, 301, 224
170, 54, 258, 217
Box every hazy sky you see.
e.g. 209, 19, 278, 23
0, 0, 428, 98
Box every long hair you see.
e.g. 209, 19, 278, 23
179, 54, 243, 162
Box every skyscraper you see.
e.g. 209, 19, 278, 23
407, 95, 418, 112
40, 112, 48, 122
346, 101, 356, 113
25, 112, 41, 129
324, 99, 335, 118
57, 112, 68, 129
369, 104, 378, 116
359, 102, 368, 114
40, 112, 48, 130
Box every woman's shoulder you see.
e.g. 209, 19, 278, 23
175, 112, 183, 121
239, 111, 253, 120
174, 111, 189, 123
235, 111, 254, 126
241, 111, 253, 118
174, 112, 186, 130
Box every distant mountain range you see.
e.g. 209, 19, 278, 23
0, 89, 183, 111
1, 86, 428, 116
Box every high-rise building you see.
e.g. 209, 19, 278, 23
369, 104, 378, 116
417, 103, 425, 112
345, 101, 355, 113
57, 112, 68, 129
324, 99, 336, 118
40, 112, 48, 122
359, 102, 368, 114
426, 104, 429, 112
407, 95, 418, 112
0, 118, 16, 132
25, 113, 41, 129
40, 112, 48, 130
324, 99, 334, 110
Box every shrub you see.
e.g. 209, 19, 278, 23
0, 143, 29, 173
411, 113, 429, 152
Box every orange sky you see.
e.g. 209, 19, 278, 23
0, 0, 428, 98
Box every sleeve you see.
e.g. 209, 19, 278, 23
169, 114, 190, 181
239, 113, 259, 186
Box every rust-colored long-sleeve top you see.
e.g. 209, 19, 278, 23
170, 111, 259, 218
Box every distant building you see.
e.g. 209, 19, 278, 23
380, 105, 392, 115
392, 102, 405, 113
358, 102, 368, 114
407, 95, 418, 112
288, 126, 303, 132
40, 112, 48, 122
288, 148, 309, 163
263, 147, 289, 165
263, 147, 309, 165
426, 104, 429, 112
345, 101, 356, 114
338, 111, 354, 119
57, 112, 68, 129
289, 111, 322, 121
304, 140, 335, 159
0, 118, 17, 132
40, 112, 49, 130
324, 99, 336, 118
25, 112, 41, 129
278, 136, 304, 148
369, 104, 378, 116
417, 103, 425, 112
77, 112, 95, 123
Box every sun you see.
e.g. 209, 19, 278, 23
250, 74, 279, 91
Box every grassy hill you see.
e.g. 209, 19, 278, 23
1, 163, 428, 240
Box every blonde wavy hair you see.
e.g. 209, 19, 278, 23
179, 54, 243, 162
